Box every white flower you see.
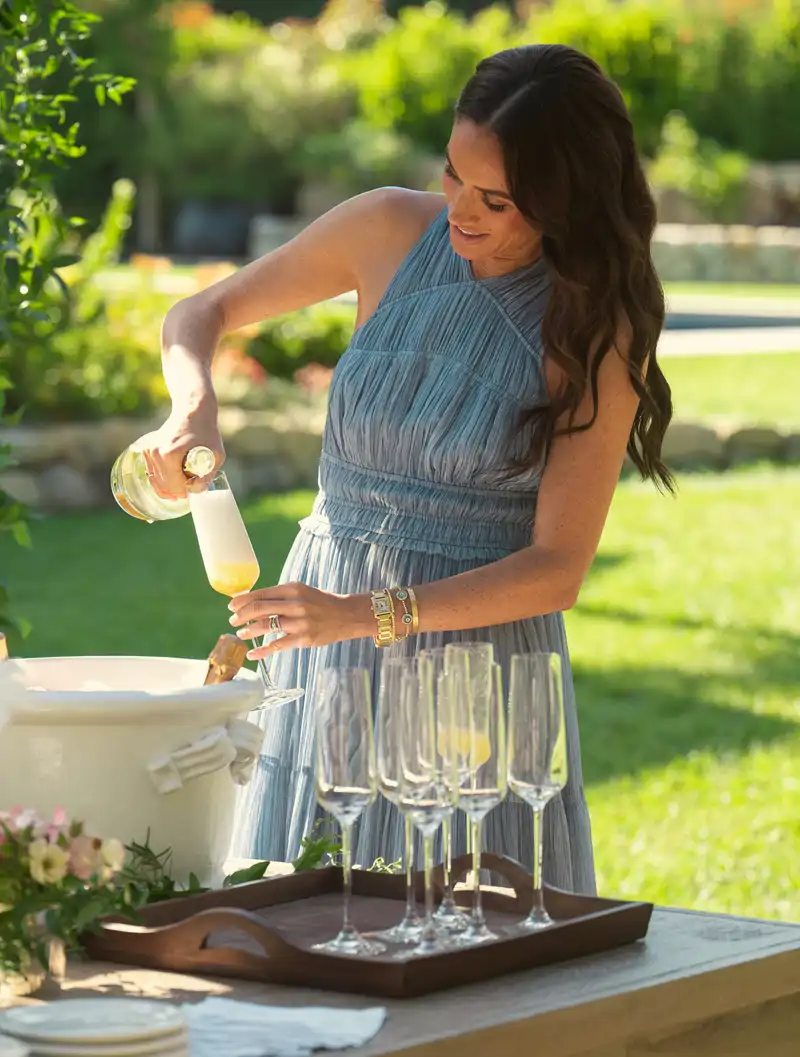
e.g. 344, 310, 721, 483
100, 838, 126, 876
29, 839, 69, 885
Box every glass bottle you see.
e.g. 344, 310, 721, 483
110, 443, 216, 522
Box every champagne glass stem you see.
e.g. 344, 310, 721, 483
419, 830, 438, 954
339, 820, 358, 944
404, 815, 417, 924
258, 658, 275, 688
470, 817, 485, 930
527, 803, 553, 928
440, 814, 455, 910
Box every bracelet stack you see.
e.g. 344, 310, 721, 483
370, 587, 420, 648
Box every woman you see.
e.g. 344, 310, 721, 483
144, 44, 673, 893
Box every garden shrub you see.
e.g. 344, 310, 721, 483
4, 180, 166, 423
244, 302, 357, 380
649, 112, 749, 223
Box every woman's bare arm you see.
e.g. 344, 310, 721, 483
146, 187, 436, 496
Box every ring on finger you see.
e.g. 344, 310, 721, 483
268, 614, 282, 634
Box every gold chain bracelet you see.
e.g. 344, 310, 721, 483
393, 587, 420, 638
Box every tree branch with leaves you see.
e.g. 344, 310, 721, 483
0, 0, 134, 634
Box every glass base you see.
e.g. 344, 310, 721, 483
433, 898, 469, 932
374, 915, 423, 945
516, 907, 555, 932
259, 686, 305, 708
312, 929, 386, 957
256, 659, 305, 708
448, 920, 499, 947
392, 929, 449, 960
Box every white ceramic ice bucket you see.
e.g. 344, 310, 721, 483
0, 656, 267, 884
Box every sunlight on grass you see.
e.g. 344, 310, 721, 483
665, 353, 800, 427
569, 468, 800, 919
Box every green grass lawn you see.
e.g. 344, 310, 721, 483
664, 352, 800, 428
1, 470, 798, 921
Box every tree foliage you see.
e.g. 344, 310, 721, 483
0, 0, 133, 632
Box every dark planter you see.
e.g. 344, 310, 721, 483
172, 200, 251, 257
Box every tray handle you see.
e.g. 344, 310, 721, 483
98, 906, 298, 964
446, 852, 540, 912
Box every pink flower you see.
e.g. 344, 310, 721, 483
8, 806, 40, 832
45, 807, 70, 844
69, 834, 104, 881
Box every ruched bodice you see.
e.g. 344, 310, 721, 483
301, 209, 549, 559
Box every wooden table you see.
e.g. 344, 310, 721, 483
32, 903, 800, 1057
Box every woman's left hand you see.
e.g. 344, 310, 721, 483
228, 582, 369, 660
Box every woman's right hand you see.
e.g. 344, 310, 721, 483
137, 406, 225, 500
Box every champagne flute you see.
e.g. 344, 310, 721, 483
312, 667, 385, 956
373, 657, 422, 945
189, 474, 303, 706
447, 652, 507, 946
396, 658, 458, 956
418, 647, 469, 933
508, 652, 568, 931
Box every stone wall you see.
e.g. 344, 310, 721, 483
1, 409, 797, 514
250, 215, 800, 285
653, 224, 800, 283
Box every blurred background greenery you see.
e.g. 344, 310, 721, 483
0, 0, 798, 921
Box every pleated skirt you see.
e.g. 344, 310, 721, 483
229, 527, 597, 895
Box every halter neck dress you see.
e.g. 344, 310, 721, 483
230, 207, 596, 894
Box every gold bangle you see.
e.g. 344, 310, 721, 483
370, 588, 397, 648
407, 586, 420, 633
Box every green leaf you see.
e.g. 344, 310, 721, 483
11, 519, 31, 549
292, 833, 341, 873
52, 254, 79, 269
72, 896, 109, 934
223, 861, 271, 888
94, 84, 105, 106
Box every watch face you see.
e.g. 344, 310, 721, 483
373, 597, 391, 615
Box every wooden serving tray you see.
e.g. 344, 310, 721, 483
85, 854, 653, 999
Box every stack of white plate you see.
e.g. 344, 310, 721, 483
0, 999, 189, 1057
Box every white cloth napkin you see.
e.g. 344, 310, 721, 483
181, 997, 387, 1057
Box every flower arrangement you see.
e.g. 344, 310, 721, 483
0, 807, 133, 985
0, 810, 398, 992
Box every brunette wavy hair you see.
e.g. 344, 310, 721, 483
456, 44, 674, 491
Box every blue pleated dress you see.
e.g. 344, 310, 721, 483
230, 208, 596, 894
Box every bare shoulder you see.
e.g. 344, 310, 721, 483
348, 188, 445, 321
347, 187, 445, 275
184, 186, 445, 336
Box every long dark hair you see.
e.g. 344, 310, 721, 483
456, 44, 674, 491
